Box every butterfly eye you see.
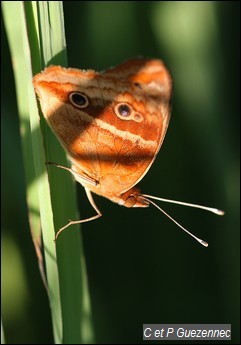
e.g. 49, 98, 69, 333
115, 103, 132, 117
69, 92, 89, 108
134, 82, 142, 89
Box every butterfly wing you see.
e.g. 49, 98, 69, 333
33, 59, 172, 205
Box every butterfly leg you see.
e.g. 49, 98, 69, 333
54, 188, 102, 241
46, 161, 98, 186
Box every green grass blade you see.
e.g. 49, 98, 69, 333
1, 318, 6, 344
2, 1, 94, 343
2, 2, 62, 342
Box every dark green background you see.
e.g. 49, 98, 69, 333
2, 2, 240, 344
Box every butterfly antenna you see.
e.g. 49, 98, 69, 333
142, 194, 225, 216
140, 195, 224, 247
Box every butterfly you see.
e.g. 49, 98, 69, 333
33, 58, 224, 245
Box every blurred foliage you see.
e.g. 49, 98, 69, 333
1, 1, 240, 344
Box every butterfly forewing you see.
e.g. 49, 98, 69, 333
33, 59, 172, 204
